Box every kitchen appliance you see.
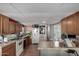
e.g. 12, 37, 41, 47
54, 41, 59, 47
16, 39, 23, 56
4, 37, 8, 42
68, 35, 76, 39
32, 24, 39, 44
0, 35, 4, 43
63, 35, 76, 40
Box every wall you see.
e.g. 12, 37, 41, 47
5, 34, 17, 41
50, 24, 54, 40
49, 23, 61, 41
53, 23, 61, 41
26, 25, 32, 32
39, 25, 47, 41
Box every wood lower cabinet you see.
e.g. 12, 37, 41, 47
2, 42, 16, 56
23, 37, 32, 48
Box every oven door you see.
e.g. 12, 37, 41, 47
16, 39, 23, 56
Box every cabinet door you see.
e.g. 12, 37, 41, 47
9, 20, 16, 34
2, 50, 10, 56
2, 15, 9, 34
0, 15, 2, 34
19, 24, 22, 32
8, 45, 16, 56
2, 42, 16, 56
15, 23, 19, 32
76, 12, 79, 35
67, 15, 76, 35
15, 23, 20, 32
61, 19, 67, 34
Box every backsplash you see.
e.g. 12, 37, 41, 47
76, 35, 79, 40
4, 34, 17, 40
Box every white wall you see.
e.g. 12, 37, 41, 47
53, 23, 61, 41
49, 23, 61, 41
50, 24, 54, 40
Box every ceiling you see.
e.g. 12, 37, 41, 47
0, 3, 79, 25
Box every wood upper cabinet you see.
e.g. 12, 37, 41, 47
9, 19, 22, 33
61, 12, 79, 35
19, 24, 22, 32
9, 19, 16, 34
75, 12, 79, 35
0, 15, 9, 35
15, 22, 20, 32
0, 14, 22, 34
61, 16, 76, 35
0, 15, 9, 34
61, 18, 67, 34
0, 15, 3, 34
66, 15, 76, 35
15, 22, 22, 32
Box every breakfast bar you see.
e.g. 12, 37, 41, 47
38, 40, 79, 56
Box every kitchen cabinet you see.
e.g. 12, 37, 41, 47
0, 14, 23, 34
2, 15, 9, 34
0, 15, 9, 35
15, 22, 19, 32
18, 24, 22, 32
9, 19, 16, 34
0, 15, 2, 34
75, 12, 79, 35
19, 24, 22, 32
2, 42, 16, 56
61, 12, 77, 35
66, 15, 76, 35
16, 22, 22, 33
61, 18, 67, 34
10, 19, 22, 33
23, 37, 32, 48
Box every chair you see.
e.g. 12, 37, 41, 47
65, 49, 79, 56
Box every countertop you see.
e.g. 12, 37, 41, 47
0, 36, 28, 56
38, 41, 60, 50
0, 36, 27, 48
38, 40, 79, 50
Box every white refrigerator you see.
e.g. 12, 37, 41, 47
32, 28, 39, 44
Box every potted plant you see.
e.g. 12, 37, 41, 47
25, 32, 32, 38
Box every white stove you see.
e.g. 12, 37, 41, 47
16, 39, 23, 56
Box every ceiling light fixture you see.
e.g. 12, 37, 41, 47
42, 21, 46, 24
